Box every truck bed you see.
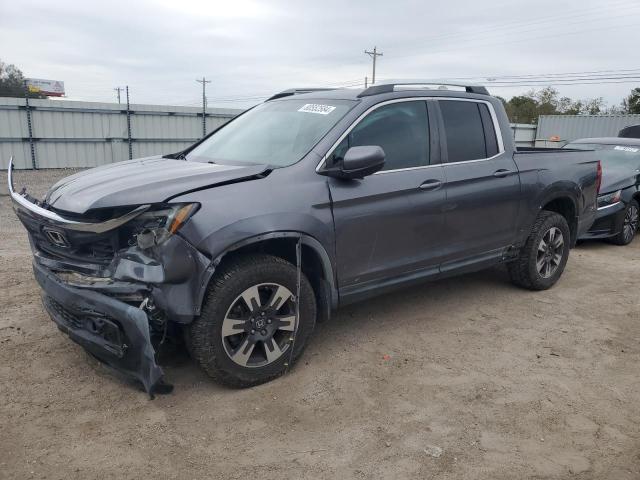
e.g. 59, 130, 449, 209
512, 148, 599, 246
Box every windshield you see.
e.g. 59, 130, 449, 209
565, 142, 640, 168
187, 99, 354, 167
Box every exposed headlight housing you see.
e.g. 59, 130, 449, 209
597, 190, 622, 209
127, 203, 199, 248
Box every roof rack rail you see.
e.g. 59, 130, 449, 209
357, 81, 489, 97
266, 88, 338, 101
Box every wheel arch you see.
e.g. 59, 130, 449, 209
196, 232, 337, 323
540, 194, 578, 245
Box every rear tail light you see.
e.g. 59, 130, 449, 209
596, 160, 602, 195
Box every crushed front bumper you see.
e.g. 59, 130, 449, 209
34, 261, 170, 397
8, 157, 214, 396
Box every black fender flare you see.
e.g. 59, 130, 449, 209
537, 188, 580, 242
193, 231, 338, 318
538, 190, 579, 215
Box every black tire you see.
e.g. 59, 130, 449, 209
507, 211, 571, 291
188, 254, 316, 387
610, 199, 639, 246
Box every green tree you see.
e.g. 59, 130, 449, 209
0, 60, 45, 98
622, 88, 640, 114
505, 95, 540, 124
503, 87, 613, 123
557, 96, 582, 115
583, 97, 605, 115
534, 86, 559, 116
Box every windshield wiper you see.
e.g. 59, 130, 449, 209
164, 152, 187, 160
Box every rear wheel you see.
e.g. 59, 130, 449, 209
188, 254, 316, 387
611, 199, 639, 246
508, 211, 571, 291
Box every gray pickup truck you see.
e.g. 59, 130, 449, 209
9, 81, 601, 395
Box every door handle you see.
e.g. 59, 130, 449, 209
493, 169, 513, 178
419, 179, 442, 190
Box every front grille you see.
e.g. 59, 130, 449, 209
36, 236, 116, 263
17, 210, 119, 264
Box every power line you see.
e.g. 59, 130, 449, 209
324, 78, 365, 86
422, 68, 640, 83
197, 71, 640, 105
488, 79, 640, 87
205, 73, 640, 106
424, 73, 640, 85
388, 0, 639, 60
204, 77, 366, 103
484, 69, 640, 81
487, 76, 640, 85
387, 19, 640, 63
373, 71, 640, 88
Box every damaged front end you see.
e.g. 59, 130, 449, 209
8, 158, 211, 397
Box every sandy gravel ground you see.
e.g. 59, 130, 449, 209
1, 170, 639, 480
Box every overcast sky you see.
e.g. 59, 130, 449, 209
1, 0, 639, 109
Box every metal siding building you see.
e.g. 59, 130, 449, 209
536, 114, 640, 147
509, 123, 536, 148
0, 98, 242, 170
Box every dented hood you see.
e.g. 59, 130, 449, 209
44, 156, 268, 214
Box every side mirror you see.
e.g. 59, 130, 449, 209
324, 146, 385, 179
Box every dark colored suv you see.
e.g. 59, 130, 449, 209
9, 82, 600, 395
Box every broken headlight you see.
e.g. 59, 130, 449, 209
127, 203, 199, 248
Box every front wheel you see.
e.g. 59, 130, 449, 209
508, 211, 571, 291
610, 199, 639, 246
188, 254, 316, 387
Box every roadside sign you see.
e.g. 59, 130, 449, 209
26, 78, 65, 97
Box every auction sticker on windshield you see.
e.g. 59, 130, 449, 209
298, 104, 337, 115
614, 145, 639, 153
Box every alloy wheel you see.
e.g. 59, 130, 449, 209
622, 204, 639, 244
221, 283, 297, 367
536, 227, 565, 279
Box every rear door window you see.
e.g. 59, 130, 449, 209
439, 100, 499, 162
478, 103, 499, 158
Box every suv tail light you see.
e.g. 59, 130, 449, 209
596, 160, 602, 195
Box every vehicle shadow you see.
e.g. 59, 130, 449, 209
312, 266, 512, 346
157, 266, 514, 387
574, 239, 621, 251
146, 237, 631, 394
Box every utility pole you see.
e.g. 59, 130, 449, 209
125, 86, 132, 160
365, 76, 368, 88
196, 77, 211, 138
23, 80, 37, 169
114, 87, 123, 104
364, 46, 383, 84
